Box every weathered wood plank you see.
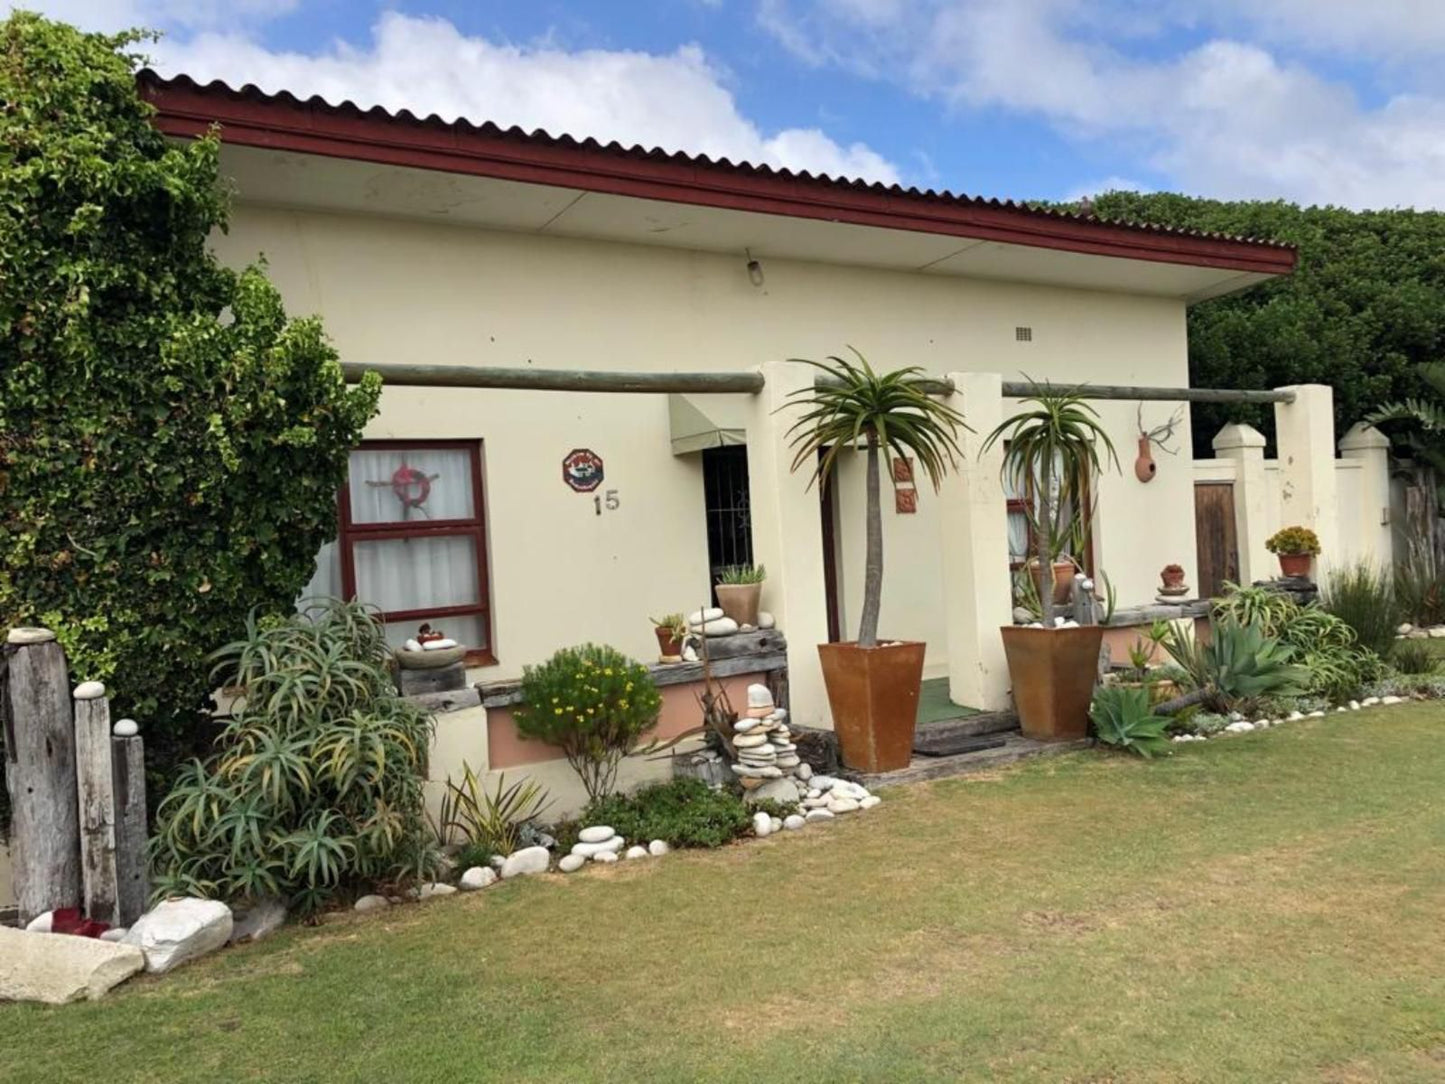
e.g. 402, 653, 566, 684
478, 651, 788, 708
73, 688, 119, 927
111, 734, 148, 927
1002, 381, 1294, 405
3, 630, 80, 925
694, 629, 787, 660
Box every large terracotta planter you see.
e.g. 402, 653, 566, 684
817, 640, 926, 773
1000, 625, 1104, 742
1277, 552, 1312, 578
715, 583, 762, 627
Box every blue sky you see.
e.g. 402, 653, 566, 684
25, 1, 1445, 208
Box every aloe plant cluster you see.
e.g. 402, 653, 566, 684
149, 600, 440, 916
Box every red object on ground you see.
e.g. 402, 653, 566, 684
50, 907, 110, 939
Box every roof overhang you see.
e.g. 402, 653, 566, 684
141, 73, 1297, 303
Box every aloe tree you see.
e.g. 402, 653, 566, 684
982, 383, 1119, 626
785, 350, 968, 647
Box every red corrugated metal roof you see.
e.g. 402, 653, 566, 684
139, 70, 1297, 277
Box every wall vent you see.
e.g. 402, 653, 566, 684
1015, 326, 1033, 342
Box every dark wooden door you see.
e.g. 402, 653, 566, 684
819, 450, 842, 643
1194, 482, 1239, 599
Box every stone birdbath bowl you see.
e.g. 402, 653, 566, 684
395, 645, 467, 669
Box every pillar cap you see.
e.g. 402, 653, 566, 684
1338, 422, 1389, 452
6, 627, 55, 644
1212, 423, 1266, 452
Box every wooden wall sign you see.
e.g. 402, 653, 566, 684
562, 448, 605, 492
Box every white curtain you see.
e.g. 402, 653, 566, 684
352, 535, 480, 613
347, 447, 475, 523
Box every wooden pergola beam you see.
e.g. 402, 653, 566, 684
339, 362, 1295, 405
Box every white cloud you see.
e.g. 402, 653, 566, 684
139, 11, 899, 184
758, 0, 1445, 208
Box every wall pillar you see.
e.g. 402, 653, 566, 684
747, 361, 832, 729
1212, 422, 1270, 584
1273, 384, 1337, 577
1338, 422, 1393, 568
938, 372, 1013, 711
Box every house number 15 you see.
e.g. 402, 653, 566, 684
594, 490, 620, 515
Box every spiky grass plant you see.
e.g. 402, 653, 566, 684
784, 349, 968, 647
982, 382, 1119, 626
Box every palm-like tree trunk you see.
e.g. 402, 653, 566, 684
1037, 455, 1056, 627
859, 433, 883, 647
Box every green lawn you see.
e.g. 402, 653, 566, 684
5, 706, 1445, 1083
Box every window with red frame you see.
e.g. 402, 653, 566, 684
302, 440, 494, 665
1003, 453, 1094, 576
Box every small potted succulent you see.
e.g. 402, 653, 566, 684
650, 613, 688, 661
1266, 526, 1320, 578
714, 564, 766, 627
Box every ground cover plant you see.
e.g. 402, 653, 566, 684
148, 600, 438, 916
5, 704, 1445, 1082
576, 777, 777, 849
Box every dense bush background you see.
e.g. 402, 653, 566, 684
1068, 192, 1445, 457
0, 13, 380, 804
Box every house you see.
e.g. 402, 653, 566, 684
9, 69, 1397, 909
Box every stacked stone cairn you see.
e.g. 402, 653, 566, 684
731, 683, 881, 832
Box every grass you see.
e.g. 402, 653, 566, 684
5, 705, 1445, 1082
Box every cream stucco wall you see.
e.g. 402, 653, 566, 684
211, 204, 1195, 709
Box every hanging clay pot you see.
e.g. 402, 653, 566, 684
1134, 436, 1156, 482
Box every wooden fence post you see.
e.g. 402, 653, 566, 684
111, 723, 149, 927
73, 681, 119, 927
2, 627, 81, 926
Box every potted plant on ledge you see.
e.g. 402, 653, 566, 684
1266, 526, 1319, 578
786, 349, 968, 773
714, 564, 766, 627
984, 382, 1118, 742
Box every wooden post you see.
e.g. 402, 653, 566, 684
73, 681, 119, 927
2, 628, 81, 925
111, 726, 148, 927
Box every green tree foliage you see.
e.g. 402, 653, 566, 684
150, 601, 439, 916
0, 14, 380, 774
1076, 191, 1445, 455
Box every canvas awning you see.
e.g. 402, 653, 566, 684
669, 394, 747, 455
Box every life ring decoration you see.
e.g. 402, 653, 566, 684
366, 462, 441, 519
562, 448, 604, 493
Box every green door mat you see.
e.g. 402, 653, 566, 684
916, 677, 982, 726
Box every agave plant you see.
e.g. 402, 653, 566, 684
1089, 684, 1172, 758
982, 381, 1119, 626
1156, 618, 1307, 714
784, 349, 968, 646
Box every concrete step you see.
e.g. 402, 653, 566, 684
914, 709, 1019, 746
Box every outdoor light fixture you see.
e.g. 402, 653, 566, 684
745, 249, 765, 287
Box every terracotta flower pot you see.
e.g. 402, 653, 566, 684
1161, 566, 1186, 590
715, 582, 762, 627
1029, 560, 1077, 606
817, 640, 926, 773
1000, 625, 1104, 742
1277, 552, 1312, 578
654, 626, 683, 659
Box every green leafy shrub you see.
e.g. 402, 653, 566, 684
149, 600, 438, 916
0, 14, 380, 791
514, 644, 662, 801
580, 778, 754, 849
1090, 684, 1172, 757
1322, 563, 1401, 656
1212, 584, 1381, 701
1266, 526, 1321, 555
434, 765, 551, 858
1390, 641, 1439, 675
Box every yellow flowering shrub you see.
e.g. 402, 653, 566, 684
513, 643, 662, 800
